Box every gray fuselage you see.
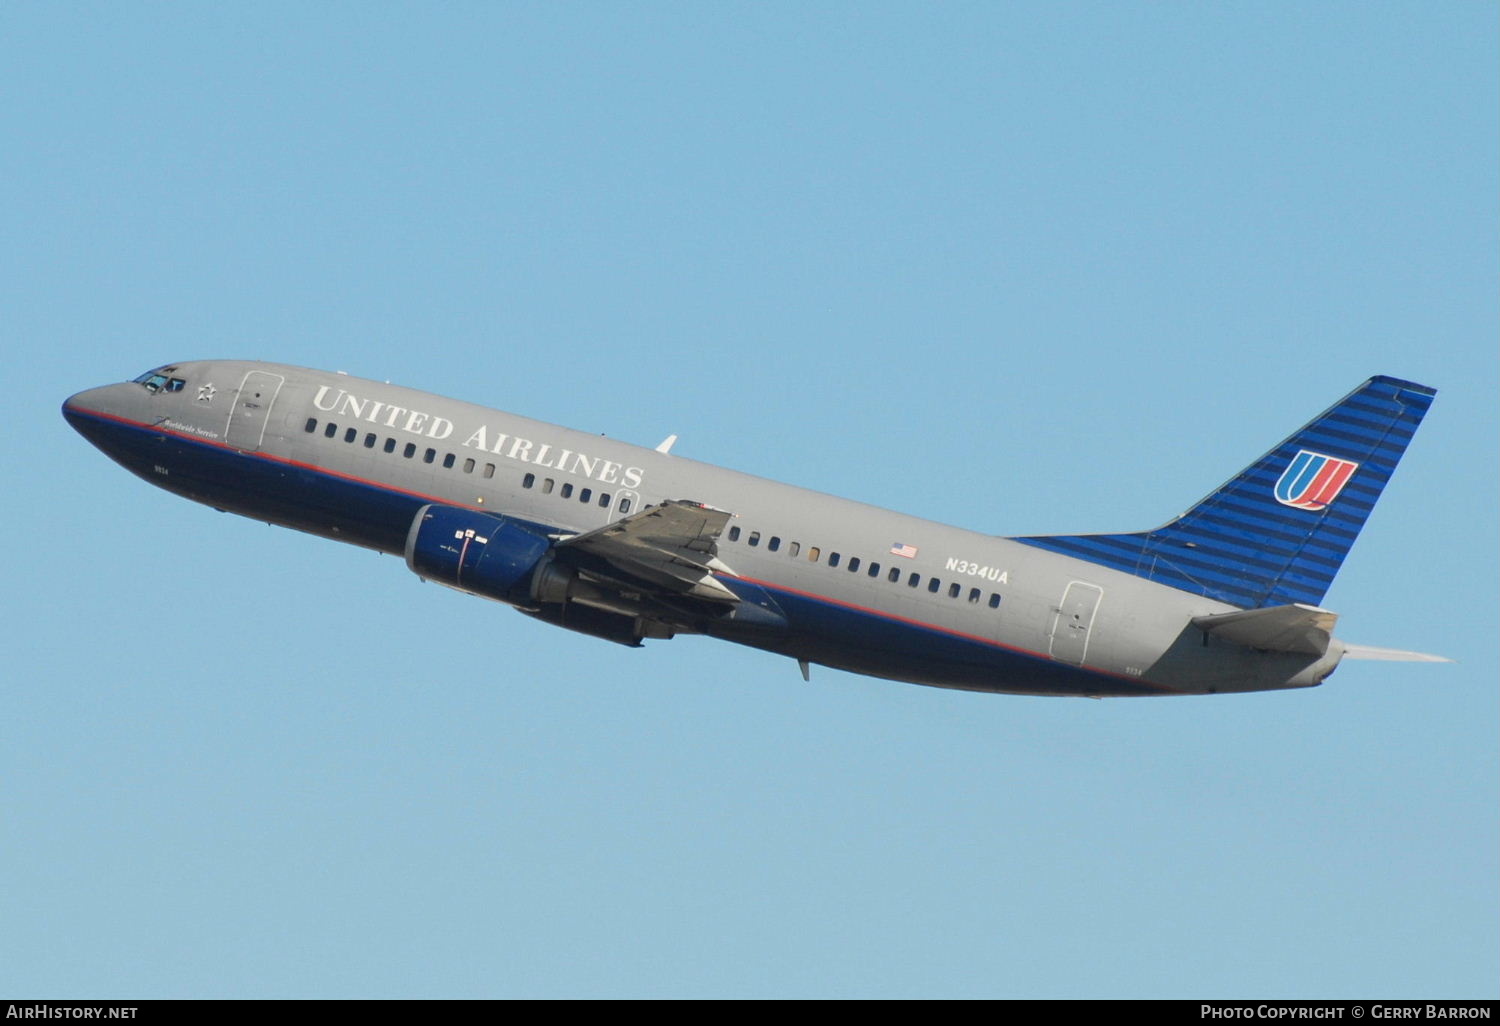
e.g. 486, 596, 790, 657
63, 360, 1344, 697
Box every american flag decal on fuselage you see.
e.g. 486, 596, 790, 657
1274, 450, 1360, 511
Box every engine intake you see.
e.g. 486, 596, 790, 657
404, 504, 551, 604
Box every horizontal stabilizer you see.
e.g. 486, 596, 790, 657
1192, 603, 1337, 656
1340, 644, 1451, 663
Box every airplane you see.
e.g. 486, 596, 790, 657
62, 362, 1445, 698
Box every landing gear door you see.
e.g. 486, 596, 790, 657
1049, 582, 1103, 665
225, 370, 285, 452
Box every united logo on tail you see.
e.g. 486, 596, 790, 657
1275, 450, 1360, 511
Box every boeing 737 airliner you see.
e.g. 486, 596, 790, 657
63, 362, 1442, 697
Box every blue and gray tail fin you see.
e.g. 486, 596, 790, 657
1016, 376, 1436, 609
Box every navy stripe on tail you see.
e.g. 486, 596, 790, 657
1016, 376, 1436, 609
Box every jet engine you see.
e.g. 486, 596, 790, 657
403, 504, 679, 646
404, 504, 552, 605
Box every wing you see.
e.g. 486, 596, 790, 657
555, 499, 740, 604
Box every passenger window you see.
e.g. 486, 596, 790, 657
324, 422, 338, 438
344, 428, 357, 443
928, 578, 941, 594
364, 433, 377, 448
423, 448, 436, 464
788, 542, 800, 558
948, 583, 960, 599
442, 453, 455, 469
968, 588, 981, 603
908, 573, 920, 588
463, 457, 475, 473
768, 536, 780, 552
748, 532, 760, 547
403, 443, 416, 458
598, 493, 610, 507
580, 488, 592, 503
847, 557, 859, 573
868, 563, 881, 578
523, 473, 536, 489
561, 483, 573, 498
618, 498, 631, 514
808, 547, 820, 563
384, 438, 397, 454
304, 418, 317, 433
542, 478, 555, 494
483, 463, 495, 478
829, 553, 840, 568
888, 567, 900, 583
989, 594, 1002, 609
729, 526, 741, 542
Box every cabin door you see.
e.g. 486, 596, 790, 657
1049, 582, 1103, 665
224, 371, 285, 452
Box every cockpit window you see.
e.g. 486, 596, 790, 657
133, 369, 187, 394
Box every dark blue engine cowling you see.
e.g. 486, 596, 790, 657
404, 504, 552, 604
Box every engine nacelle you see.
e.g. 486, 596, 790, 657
404, 504, 552, 604
405, 504, 682, 646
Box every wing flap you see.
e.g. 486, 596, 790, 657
557, 499, 739, 604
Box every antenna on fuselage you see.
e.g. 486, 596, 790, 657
655, 434, 678, 454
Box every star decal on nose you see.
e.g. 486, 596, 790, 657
197, 383, 217, 402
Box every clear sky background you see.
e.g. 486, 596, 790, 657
3, 2, 1495, 999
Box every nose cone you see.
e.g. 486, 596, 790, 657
63, 383, 114, 411
62, 383, 139, 457
62, 384, 119, 429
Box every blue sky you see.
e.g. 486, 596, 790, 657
3, 2, 1495, 999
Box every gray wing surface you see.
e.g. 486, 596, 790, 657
556, 499, 739, 604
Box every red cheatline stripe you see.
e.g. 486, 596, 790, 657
80, 405, 1184, 695
726, 573, 1183, 694
75, 407, 475, 511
